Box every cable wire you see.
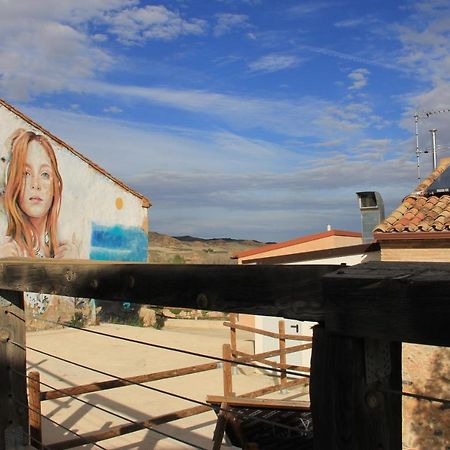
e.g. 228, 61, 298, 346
14, 369, 207, 450
11, 340, 305, 433
21, 313, 310, 378
14, 398, 108, 450
381, 387, 450, 406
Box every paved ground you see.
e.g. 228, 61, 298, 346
26, 319, 308, 449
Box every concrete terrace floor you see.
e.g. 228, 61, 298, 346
26, 319, 309, 449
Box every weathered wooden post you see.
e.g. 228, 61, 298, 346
28, 372, 42, 449
310, 326, 402, 449
0, 289, 29, 450
278, 320, 287, 387
229, 313, 239, 375
222, 344, 233, 397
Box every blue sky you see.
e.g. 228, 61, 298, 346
1, 0, 450, 242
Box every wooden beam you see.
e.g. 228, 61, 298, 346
323, 261, 450, 346
310, 325, 402, 450
237, 377, 309, 399
0, 290, 28, 450
207, 396, 310, 410
41, 362, 218, 401
0, 259, 449, 345
0, 259, 337, 321
234, 343, 312, 364
223, 321, 313, 341
212, 402, 230, 450
45, 405, 210, 450
28, 372, 42, 449
235, 350, 310, 372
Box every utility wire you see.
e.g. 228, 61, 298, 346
13, 369, 207, 450
11, 340, 304, 433
21, 313, 310, 378
14, 398, 108, 450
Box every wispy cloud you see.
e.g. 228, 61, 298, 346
334, 16, 376, 28
23, 105, 411, 240
103, 5, 207, 44
72, 80, 387, 140
248, 53, 300, 73
348, 68, 370, 90
103, 105, 122, 113
288, 2, 331, 16
297, 44, 398, 71
214, 13, 250, 36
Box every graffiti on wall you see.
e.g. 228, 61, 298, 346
0, 129, 79, 259
0, 120, 148, 318
90, 224, 147, 262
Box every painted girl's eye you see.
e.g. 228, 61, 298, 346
41, 171, 50, 179
24, 170, 31, 177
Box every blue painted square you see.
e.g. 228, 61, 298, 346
90, 224, 148, 262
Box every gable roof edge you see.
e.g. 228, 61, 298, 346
233, 229, 362, 259
0, 98, 151, 208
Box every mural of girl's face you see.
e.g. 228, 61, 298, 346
19, 140, 54, 221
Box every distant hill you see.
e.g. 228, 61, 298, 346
148, 231, 267, 264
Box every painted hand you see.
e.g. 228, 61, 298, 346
0, 237, 21, 258
55, 233, 79, 259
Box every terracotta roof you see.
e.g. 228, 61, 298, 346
0, 98, 151, 208
233, 229, 362, 259
374, 158, 450, 234
239, 242, 379, 265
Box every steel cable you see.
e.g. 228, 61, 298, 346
381, 387, 450, 406
14, 398, 108, 450
21, 313, 310, 378
14, 369, 208, 449
10, 340, 305, 433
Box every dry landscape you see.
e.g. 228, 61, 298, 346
147, 232, 267, 264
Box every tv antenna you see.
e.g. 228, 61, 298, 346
415, 108, 450, 181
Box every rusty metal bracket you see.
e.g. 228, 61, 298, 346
364, 338, 391, 384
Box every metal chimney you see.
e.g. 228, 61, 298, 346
429, 129, 438, 170
356, 192, 385, 243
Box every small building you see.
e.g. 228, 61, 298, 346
0, 99, 151, 327
374, 157, 450, 261
233, 228, 381, 369
374, 159, 450, 449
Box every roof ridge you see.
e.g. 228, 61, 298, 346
233, 229, 361, 259
414, 157, 450, 195
0, 98, 151, 208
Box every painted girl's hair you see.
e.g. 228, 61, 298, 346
4, 130, 62, 257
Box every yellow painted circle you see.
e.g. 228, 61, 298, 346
115, 197, 124, 210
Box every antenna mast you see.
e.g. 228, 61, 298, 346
414, 108, 450, 181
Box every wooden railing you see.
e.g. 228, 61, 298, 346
0, 258, 449, 449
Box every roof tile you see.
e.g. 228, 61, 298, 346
374, 158, 450, 235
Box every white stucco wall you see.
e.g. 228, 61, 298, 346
0, 104, 149, 321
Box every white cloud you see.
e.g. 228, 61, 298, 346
0, 1, 207, 99
213, 13, 250, 37
394, 1, 450, 152
348, 68, 370, 90
288, 2, 330, 16
103, 5, 207, 44
334, 16, 377, 28
298, 44, 398, 71
103, 106, 123, 113
248, 54, 300, 73
0, 0, 130, 100
20, 105, 414, 240
0, 19, 112, 100
73, 80, 386, 140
